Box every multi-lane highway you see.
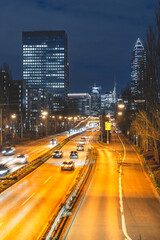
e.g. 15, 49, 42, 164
66, 133, 160, 240
0, 130, 96, 240
1, 130, 160, 240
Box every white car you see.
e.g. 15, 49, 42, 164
77, 145, 84, 151
2, 147, 15, 156
0, 164, 9, 176
50, 138, 57, 145
15, 154, 28, 164
79, 140, 85, 145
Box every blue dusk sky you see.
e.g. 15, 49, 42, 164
0, 0, 157, 94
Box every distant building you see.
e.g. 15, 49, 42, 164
67, 93, 91, 116
90, 85, 101, 116
101, 82, 116, 116
9, 80, 23, 137
131, 38, 146, 100
0, 69, 23, 140
22, 31, 69, 131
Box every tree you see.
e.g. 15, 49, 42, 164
130, 110, 160, 163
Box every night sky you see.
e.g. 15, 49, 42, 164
0, 0, 157, 94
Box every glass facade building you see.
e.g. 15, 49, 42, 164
90, 85, 101, 116
131, 38, 146, 99
22, 31, 69, 129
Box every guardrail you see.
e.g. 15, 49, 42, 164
40, 148, 96, 240
0, 131, 85, 194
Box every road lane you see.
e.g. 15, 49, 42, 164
66, 133, 123, 240
118, 135, 160, 240
66, 133, 160, 240
0, 131, 94, 240
0, 131, 79, 175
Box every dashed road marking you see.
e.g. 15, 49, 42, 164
44, 176, 52, 184
22, 192, 36, 206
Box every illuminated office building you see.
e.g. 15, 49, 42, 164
131, 38, 146, 99
90, 85, 101, 116
22, 31, 69, 130
67, 93, 91, 116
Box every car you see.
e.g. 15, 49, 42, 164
115, 130, 122, 133
15, 154, 28, 164
2, 147, 15, 156
79, 140, 85, 145
70, 151, 78, 159
61, 160, 74, 171
50, 138, 57, 145
83, 136, 88, 139
81, 137, 86, 141
77, 145, 84, 151
0, 164, 9, 176
53, 150, 63, 158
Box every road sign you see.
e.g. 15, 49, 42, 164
105, 122, 111, 131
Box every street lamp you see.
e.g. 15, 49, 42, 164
117, 112, 123, 116
41, 111, 48, 136
41, 111, 48, 116
11, 114, 16, 119
11, 114, 17, 143
118, 103, 125, 109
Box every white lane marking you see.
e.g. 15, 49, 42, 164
37, 222, 48, 240
22, 192, 36, 206
44, 176, 52, 184
0, 222, 3, 227
118, 136, 132, 240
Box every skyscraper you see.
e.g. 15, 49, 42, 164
90, 85, 101, 116
131, 38, 146, 99
22, 31, 69, 130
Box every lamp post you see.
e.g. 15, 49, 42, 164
11, 114, 16, 143
41, 111, 48, 136
52, 115, 56, 133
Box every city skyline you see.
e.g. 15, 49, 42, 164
0, 0, 157, 93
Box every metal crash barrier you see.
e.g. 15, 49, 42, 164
40, 148, 96, 240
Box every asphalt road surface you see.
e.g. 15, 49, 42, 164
0, 131, 94, 240
66, 133, 160, 240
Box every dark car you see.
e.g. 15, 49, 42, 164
77, 145, 84, 151
0, 164, 9, 176
81, 137, 86, 141
70, 151, 78, 159
61, 160, 74, 171
53, 150, 63, 158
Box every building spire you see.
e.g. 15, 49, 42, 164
134, 38, 144, 50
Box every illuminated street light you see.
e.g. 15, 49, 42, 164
74, 117, 78, 120
11, 114, 16, 119
59, 116, 63, 120
41, 111, 48, 116
68, 117, 72, 120
118, 112, 123, 115
118, 103, 125, 109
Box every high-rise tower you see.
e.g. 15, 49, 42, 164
22, 31, 69, 130
131, 38, 146, 99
